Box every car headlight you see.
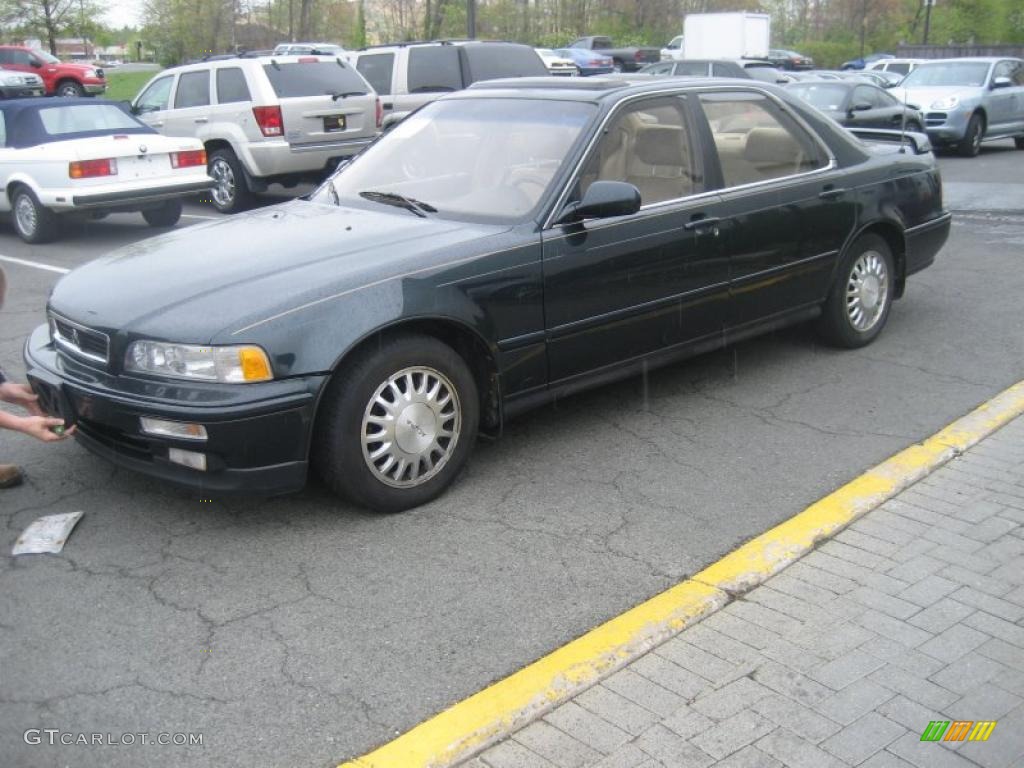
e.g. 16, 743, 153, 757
1, 74, 21, 85
125, 341, 273, 383
929, 96, 960, 110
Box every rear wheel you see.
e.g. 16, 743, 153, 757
208, 148, 251, 214
56, 80, 84, 97
1015, 136, 1024, 149
313, 335, 479, 513
142, 199, 183, 227
10, 186, 59, 244
818, 233, 894, 348
957, 113, 984, 157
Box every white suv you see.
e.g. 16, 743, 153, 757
131, 54, 380, 213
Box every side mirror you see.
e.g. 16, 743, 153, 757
555, 180, 641, 225
851, 102, 873, 112
29, 58, 42, 68
992, 76, 1012, 89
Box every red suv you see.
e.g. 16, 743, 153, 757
0, 46, 106, 97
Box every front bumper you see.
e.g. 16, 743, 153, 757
905, 212, 952, 276
0, 84, 44, 97
24, 325, 327, 496
923, 107, 971, 143
84, 82, 107, 94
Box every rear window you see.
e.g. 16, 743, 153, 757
40, 104, 140, 134
407, 47, 463, 93
261, 60, 368, 98
356, 53, 394, 95
463, 45, 549, 83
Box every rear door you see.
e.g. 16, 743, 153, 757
260, 58, 376, 146
397, 47, 463, 114
355, 51, 397, 118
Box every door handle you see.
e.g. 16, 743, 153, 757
193, 117, 208, 124
150, 120, 164, 128
683, 215, 722, 231
819, 187, 847, 200
382, 102, 393, 110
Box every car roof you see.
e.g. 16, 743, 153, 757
462, 75, 786, 103
357, 39, 528, 51
0, 98, 154, 148
916, 57, 1014, 64
164, 53, 350, 72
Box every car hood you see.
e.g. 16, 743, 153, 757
897, 85, 980, 107
49, 200, 511, 342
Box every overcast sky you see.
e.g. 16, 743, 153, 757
104, 0, 144, 29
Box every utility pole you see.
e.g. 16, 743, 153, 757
467, 0, 476, 39
923, 0, 934, 45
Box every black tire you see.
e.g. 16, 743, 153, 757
56, 80, 85, 97
207, 148, 251, 214
9, 185, 59, 244
957, 113, 984, 157
905, 120, 923, 133
142, 199, 183, 227
313, 335, 479, 513
818, 233, 895, 349
1015, 136, 1024, 150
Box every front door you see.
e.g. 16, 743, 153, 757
132, 73, 176, 132
542, 94, 730, 383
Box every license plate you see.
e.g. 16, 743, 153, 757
323, 115, 346, 132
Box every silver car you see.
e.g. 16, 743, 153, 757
897, 57, 1024, 156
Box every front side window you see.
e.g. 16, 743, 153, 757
852, 85, 880, 108
789, 83, 849, 111
356, 53, 395, 95
312, 97, 595, 223
577, 97, 700, 207
676, 61, 709, 77
216, 67, 251, 104
407, 47, 462, 93
699, 91, 827, 187
136, 75, 173, 113
174, 71, 210, 108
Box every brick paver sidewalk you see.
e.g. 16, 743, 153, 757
466, 416, 1024, 768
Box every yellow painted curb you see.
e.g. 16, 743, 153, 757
340, 379, 1024, 768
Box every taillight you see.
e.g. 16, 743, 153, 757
589, 59, 604, 67
252, 105, 284, 137
170, 149, 207, 168
298, 56, 318, 63
69, 158, 117, 179
375, 97, 383, 129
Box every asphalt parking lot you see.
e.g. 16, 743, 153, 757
2, 142, 1023, 768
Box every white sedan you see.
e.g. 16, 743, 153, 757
535, 49, 579, 76
0, 98, 213, 243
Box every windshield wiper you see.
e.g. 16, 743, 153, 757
358, 190, 437, 217
330, 90, 367, 100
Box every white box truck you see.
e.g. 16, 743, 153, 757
683, 12, 771, 60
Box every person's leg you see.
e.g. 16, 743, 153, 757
0, 464, 24, 488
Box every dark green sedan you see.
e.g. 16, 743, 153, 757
25, 77, 951, 512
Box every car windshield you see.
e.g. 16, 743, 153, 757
901, 62, 990, 87
33, 50, 60, 63
789, 83, 848, 111
312, 97, 595, 223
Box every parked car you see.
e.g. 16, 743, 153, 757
661, 35, 684, 61
787, 80, 925, 132
350, 40, 548, 129
272, 43, 345, 56
768, 49, 815, 70
0, 99, 212, 243
0, 67, 45, 98
867, 58, 924, 77
131, 54, 379, 213
0, 46, 106, 97
24, 77, 950, 511
554, 47, 614, 76
896, 57, 1024, 155
839, 69, 904, 88
639, 59, 752, 78
567, 36, 660, 72
535, 49, 578, 77
739, 60, 791, 83
841, 52, 893, 71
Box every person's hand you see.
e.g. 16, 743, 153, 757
0, 382, 45, 416
15, 415, 75, 442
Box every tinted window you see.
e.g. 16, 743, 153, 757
135, 75, 173, 113
789, 83, 849, 111
407, 47, 462, 92
356, 53, 395, 95
262, 61, 367, 97
745, 64, 786, 83
675, 61, 710, 76
216, 67, 251, 104
578, 97, 700, 206
463, 45, 548, 83
711, 62, 745, 78
887, 62, 911, 75
643, 62, 673, 75
174, 70, 210, 108
0, 50, 11, 65
699, 91, 827, 187
9, 49, 34, 66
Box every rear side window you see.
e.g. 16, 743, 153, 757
463, 45, 548, 83
887, 62, 911, 75
699, 91, 827, 187
216, 67, 251, 104
711, 62, 745, 77
356, 53, 395, 95
175, 71, 210, 108
261, 61, 368, 97
407, 47, 463, 92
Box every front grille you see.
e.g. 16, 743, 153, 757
49, 313, 110, 365
925, 112, 947, 125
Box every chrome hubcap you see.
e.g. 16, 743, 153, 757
361, 366, 461, 488
210, 159, 235, 207
846, 250, 889, 332
14, 195, 37, 236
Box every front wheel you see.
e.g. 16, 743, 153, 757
142, 199, 183, 227
957, 114, 984, 157
818, 233, 895, 348
313, 335, 479, 513
10, 186, 59, 243
56, 80, 85, 97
